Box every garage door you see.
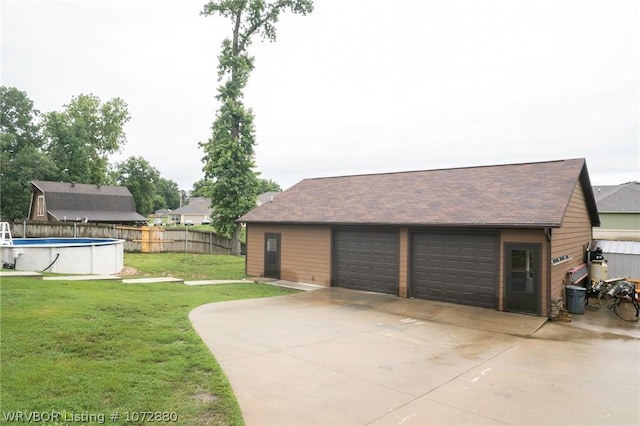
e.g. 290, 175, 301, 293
333, 230, 398, 294
411, 231, 498, 308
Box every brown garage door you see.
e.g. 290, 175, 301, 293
411, 231, 498, 308
333, 230, 399, 294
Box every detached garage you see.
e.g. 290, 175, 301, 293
239, 159, 600, 317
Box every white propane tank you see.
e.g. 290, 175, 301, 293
589, 260, 608, 283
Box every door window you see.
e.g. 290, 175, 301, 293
510, 249, 535, 293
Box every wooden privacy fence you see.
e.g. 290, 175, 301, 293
9, 221, 236, 255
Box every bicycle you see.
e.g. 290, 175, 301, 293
605, 281, 640, 322
587, 278, 640, 322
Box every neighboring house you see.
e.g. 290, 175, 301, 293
238, 158, 600, 317
153, 208, 172, 219
29, 180, 147, 225
257, 192, 281, 206
169, 197, 213, 225
592, 182, 640, 241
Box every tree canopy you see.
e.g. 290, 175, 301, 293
200, 0, 313, 239
257, 178, 282, 193
0, 87, 181, 220
0, 87, 57, 220
113, 156, 161, 216
43, 94, 130, 185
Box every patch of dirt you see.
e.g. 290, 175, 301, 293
193, 393, 219, 403
114, 266, 140, 277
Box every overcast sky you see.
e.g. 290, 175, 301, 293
2, 0, 638, 191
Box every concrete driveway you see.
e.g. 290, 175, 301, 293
190, 287, 640, 426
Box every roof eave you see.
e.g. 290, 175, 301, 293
240, 220, 562, 228
579, 162, 601, 227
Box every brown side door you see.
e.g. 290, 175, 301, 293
504, 243, 541, 314
264, 233, 281, 279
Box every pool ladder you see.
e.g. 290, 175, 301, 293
0, 222, 13, 246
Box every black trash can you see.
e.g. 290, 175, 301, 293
566, 285, 586, 314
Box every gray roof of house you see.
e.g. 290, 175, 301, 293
257, 192, 281, 205
592, 182, 640, 213
171, 197, 213, 215
238, 158, 600, 228
32, 180, 147, 222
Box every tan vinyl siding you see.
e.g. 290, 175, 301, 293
499, 229, 548, 313
246, 224, 331, 285
551, 180, 593, 304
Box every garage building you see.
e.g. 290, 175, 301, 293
239, 159, 599, 316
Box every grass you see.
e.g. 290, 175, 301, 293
1, 254, 296, 425
123, 253, 245, 280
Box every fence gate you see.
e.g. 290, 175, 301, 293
137, 226, 164, 252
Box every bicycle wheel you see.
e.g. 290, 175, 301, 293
612, 298, 640, 322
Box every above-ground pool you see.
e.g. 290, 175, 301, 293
1, 238, 125, 275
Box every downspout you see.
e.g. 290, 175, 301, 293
244, 224, 248, 275
545, 228, 552, 317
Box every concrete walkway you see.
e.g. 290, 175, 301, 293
190, 287, 640, 426
44, 275, 122, 281
0, 271, 317, 291
0, 270, 43, 278
182, 279, 322, 290
122, 277, 185, 284
0, 271, 252, 286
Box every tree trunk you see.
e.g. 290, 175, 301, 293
231, 223, 242, 256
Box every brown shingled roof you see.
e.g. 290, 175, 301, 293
238, 158, 599, 228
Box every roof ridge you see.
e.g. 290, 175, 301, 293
303, 158, 584, 181
241, 158, 597, 227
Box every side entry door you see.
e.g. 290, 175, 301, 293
264, 233, 281, 279
505, 243, 541, 314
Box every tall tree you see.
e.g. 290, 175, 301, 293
0, 86, 57, 220
43, 94, 130, 184
114, 156, 160, 216
191, 178, 215, 199
200, 0, 313, 244
257, 178, 282, 193
155, 177, 181, 210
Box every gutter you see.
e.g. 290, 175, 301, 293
545, 227, 552, 318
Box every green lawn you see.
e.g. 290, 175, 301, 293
1, 254, 295, 425
123, 253, 245, 280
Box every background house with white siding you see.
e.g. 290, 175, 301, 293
169, 197, 213, 225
